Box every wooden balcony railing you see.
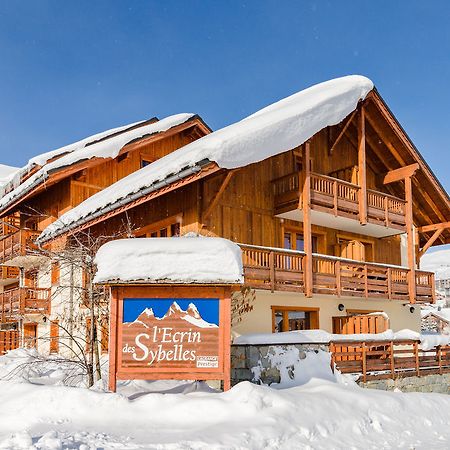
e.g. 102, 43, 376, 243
0, 229, 41, 265
330, 340, 450, 382
0, 266, 20, 280
272, 172, 407, 230
0, 287, 50, 320
240, 244, 435, 303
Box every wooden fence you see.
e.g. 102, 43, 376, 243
0, 330, 19, 355
330, 340, 450, 382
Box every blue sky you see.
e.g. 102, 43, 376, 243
0, 1, 449, 195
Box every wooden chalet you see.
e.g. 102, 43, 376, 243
0, 75, 449, 353
0, 114, 210, 350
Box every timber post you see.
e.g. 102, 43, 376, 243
302, 141, 313, 297
404, 176, 416, 303
358, 105, 367, 225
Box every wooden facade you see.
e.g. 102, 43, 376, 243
0, 117, 210, 324
0, 88, 449, 346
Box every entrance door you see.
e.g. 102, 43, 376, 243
23, 323, 38, 349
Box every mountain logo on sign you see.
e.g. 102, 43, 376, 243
124, 301, 218, 329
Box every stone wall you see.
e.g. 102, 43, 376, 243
360, 373, 450, 394
231, 343, 329, 386
232, 343, 450, 394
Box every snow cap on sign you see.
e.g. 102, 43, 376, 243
93, 235, 244, 285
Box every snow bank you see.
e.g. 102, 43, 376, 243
1, 378, 450, 449
421, 248, 450, 280
94, 235, 244, 284
233, 328, 450, 350
0, 113, 195, 212
251, 347, 340, 388
38, 75, 373, 242
0, 348, 90, 387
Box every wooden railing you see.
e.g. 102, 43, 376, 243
0, 229, 40, 264
240, 245, 435, 303
0, 266, 20, 280
241, 245, 304, 292
0, 330, 19, 355
330, 340, 450, 382
273, 172, 407, 230
0, 287, 50, 320
367, 189, 406, 228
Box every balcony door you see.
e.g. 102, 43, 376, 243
23, 322, 37, 349
283, 230, 318, 253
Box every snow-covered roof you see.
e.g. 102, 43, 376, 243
421, 307, 450, 323
93, 236, 244, 285
38, 75, 373, 242
421, 248, 450, 280
0, 164, 20, 188
0, 113, 196, 213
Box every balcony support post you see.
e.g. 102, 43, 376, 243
302, 141, 313, 297
358, 106, 367, 225
405, 176, 416, 303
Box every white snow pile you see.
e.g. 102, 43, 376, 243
250, 347, 342, 388
0, 348, 91, 387
38, 75, 373, 242
0, 113, 195, 212
234, 328, 450, 351
421, 248, 450, 280
94, 235, 244, 284
2, 377, 450, 448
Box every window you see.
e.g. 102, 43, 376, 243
141, 159, 152, 168
272, 307, 319, 332
51, 262, 60, 285
284, 230, 318, 252
50, 320, 59, 353
135, 218, 181, 238
100, 317, 109, 354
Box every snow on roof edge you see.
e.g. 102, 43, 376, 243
39, 75, 374, 243
0, 113, 197, 217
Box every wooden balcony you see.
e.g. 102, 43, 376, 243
241, 244, 435, 303
330, 340, 450, 382
0, 287, 51, 320
273, 172, 407, 233
0, 266, 20, 286
0, 229, 41, 267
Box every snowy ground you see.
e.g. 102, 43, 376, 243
1, 350, 450, 449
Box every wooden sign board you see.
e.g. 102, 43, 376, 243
108, 285, 233, 391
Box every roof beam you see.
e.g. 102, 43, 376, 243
202, 170, 237, 221
417, 221, 450, 233
383, 163, 419, 185
418, 228, 444, 259
329, 109, 357, 155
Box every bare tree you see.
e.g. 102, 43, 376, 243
231, 287, 255, 327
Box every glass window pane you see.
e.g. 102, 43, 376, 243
170, 223, 180, 237
295, 233, 305, 251
274, 311, 283, 333
284, 232, 291, 249
160, 228, 168, 237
